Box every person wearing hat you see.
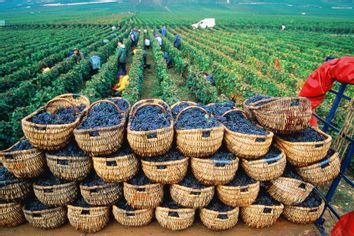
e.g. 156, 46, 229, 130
67, 48, 84, 63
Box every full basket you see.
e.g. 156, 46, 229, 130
275, 128, 332, 167
241, 203, 284, 228
268, 177, 314, 205
217, 181, 260, 207
200, 207, 239, 231
170, 184, 215, 209
33, 182, 78, 206
46, 153, 92, 181
283, 201, 325, 224
22, 98, 82, 151
67, 205, 109, 233
222, 109, 274, 159
0, 202, 24, 227
92, 153, 138, 183
297, 150, 340, 186
248, 97, 312, 134
23, 206, 66, 229
80, 183, 122, 206
123, 182, 163, 209
141, 157, 189, 184
0, 181, 31, 201
241, 149, 286, 181
155, 207, 195, 231
127, 99, 174, 157
175, 106, 224, 158
113, 205, 154, 226
191, 157, 239, 185
0, 140, 45, 179
74, 99, 127, 156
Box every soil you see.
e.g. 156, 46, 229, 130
141, 46, 162, 99
167, 67, 197, 102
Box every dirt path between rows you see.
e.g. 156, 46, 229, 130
140, 47, 162, 99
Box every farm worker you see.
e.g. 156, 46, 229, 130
331, 211, 354, 236
67, 48, 84, 63
117, 38, 127, 76
154, 34, 163, 47
280, 25, 286, 31
130, 29, 138, 48
299, 56, 354, 126
144, 37, 151, 48
161, 25, 167, 37
113, 75, 129, 95
90, 54, 101, 70
112, 25, 116, 31
163, 51, 172, 68
41, 67, 50, 73
173, 33, 181, 49
202, 72, 216, 86
143, 49, 150, 69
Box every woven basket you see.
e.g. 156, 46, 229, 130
283, 201, 325, 224
0, 202, 24, 227
80, 183, 122, 206
175, 106, 224, 158
222, 109, 274, 159
0, 140, 44, 179
67, 205, 109, 233
217, 181, 260, 207
249, 97, 312, 134
52, 93, 90, 108
46, 153, 92, 181
74, 100, 127, 156
128, 99, 174, 157
113, 205, 154, 226
170, 184, 215, 209
123, 182, 163, 209
242, 149, 286, 181
171, 101, 196, 119
275, 128, 332, 167
241, 203, 284, 228
33, 182, 78, 206
92, 153, 138, 183
191, 157, 239, 185
268, 177, 314, 205
22, 98, 82, 151
155, 207, 195, 231
297, 151, 340, 186
141, 157, 189, 184
200, 207, 239, 231
23, 206, 66, 229
0, 181, 31, 201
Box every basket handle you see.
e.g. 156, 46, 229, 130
263, 207, 273, 214
255, 137, 266, 143
309, 208, 318, 213
248, 97, 279, 110
175, 106, 209, 124
298, 183, 307, 190
240, 186, 249, 192
131, 103, 166, 118
319, 159, 330, 169
106, 160, 118, 167
57, 159, 69, 166
126, 212, 135, 217
214, 159, 231, 167
168, 211, 179, 218
265, 156, 281, 165
4, 154, 13, 160
43, 188, 54, 193
157, 165, 167, 170
189, 190, 201, 196
87, 100, 122, 115
217, 213, 228, 220
81, 209, 90, 215
32, 213, 42, 218
89, 188, 99, 193
137, 187, 146, 192
314, 143, 324, 148
45, 98, 77, 114
221, 108, 244, 118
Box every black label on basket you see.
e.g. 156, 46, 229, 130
157, 165, 167, 170
290, 100, 300, 107
43, 188, 53, 193
89, 131, 99, 137
202, 130, 211, 138
190, 191, 201, 195
57, 159, 69, 165
255, 137, 266, 142
126, 212, 135, 217
168, 211, 179, 217
32, 213, 42, 218
298, 183, 306, 189
263, 208, 272, 214
147, 133, 157, 139
81, 210, 90, 215
106, 161, 117, 167
240, 186, 249, 192
4, 154, 13, 160
217, 214, 228, 219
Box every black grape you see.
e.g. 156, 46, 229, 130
283, 165, 302, 180
245, 95, 273, 106
278, 127, 325, 142
142, 148, 184, 163
32, 106, 80, 125
72, 197, 92, 208
206, 196, 234, 212
8, 139, 33, 151
131, 105, 171, 131
49, 139, 86, 157
179, 171, 208, 189
225, 166, 256, 187
24, 197, 54, 211
110, 98, 130, 112
0, 167, 19, 187
115, 198, 136, 211
296, 190, 322, 208
205, 101, 236, 117
254, 187, 281, 206
175, 107, 220, 130
128, 170, 152, 186
36, 172, 68, 186
81, 172, 107, 187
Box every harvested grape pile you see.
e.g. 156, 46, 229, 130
128, 171, 152, 186
205, 101, 236, 117
209, 148, 235, 161
296, 190, 322, 208
171, 102, 197, 119
49, 140, 86, 157
131, 105, 171, 131
32, 107, 80, 125
226, 167, 257, 186
95, 146, 132, 159
8, 139, 33, 151
161, 194, 184, 209
144, 149, 184, 162
254, 187, 281, 206
220, 110, 267, 135
179, 172, 207, 189
24, 198, 54, 211
77, 102, 122, 129
278, 127, 325, 142
175, 107, 220, 130
115, 199, 135, 211
283, 165, 302, 180
36, 172, 67, 186
0, 167, 19, 187
206, 196, 234, 212
245, 95, 273, 106
110, 98, 130, 112
72, 197, 91, 208
263, 146, 282, 164
81, 173, 107, 187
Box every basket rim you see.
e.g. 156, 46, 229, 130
33, 181, 76, 189
171, 101, 197, 110
53, 93, 90, 105
274, 127, 332, 146
297, 151, 339, 171
175, 125, 223, 133
191, 156, 238, 165
80, 182, 119, 190
171, 184, 215, 192
218, 181, 260, 190
0, 201, 22, 207
74, 117, 127, 134
141, 156, 189, 166
113, 205, 153, 214
242, 150, 285, 166
67, 204, 109, 211
156, 206, 195, 213
123, 182, 162, 189
223, 125, 274, 138
200, 207, 239, 215
128, 122, 174, 134
0, 138, 41, 156
242, 97, 279, 108
245, 203, 284, 210
271, 177, 314, 188
46, 153, 89, 160
247, 96, 309, 110
23, 205, 64, 214
92, 153, 135, 161
285, 200, 324, 211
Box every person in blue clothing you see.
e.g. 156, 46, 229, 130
173, 33, 181, 50
163, 51, 172, 68
161, 25, 167, 37
130, 29, 139, 48
203, 72, 215, 86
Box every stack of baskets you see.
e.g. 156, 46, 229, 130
0, 94, 340, 232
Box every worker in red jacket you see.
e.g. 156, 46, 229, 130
299, 56, 354, 126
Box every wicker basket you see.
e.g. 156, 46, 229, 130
23, 206, 66, 229
248, 97, 312, 134
33, 182, 78, 206
123, 182, 163, 209
191, 157, 239, 185
155, 207, 195, 230
170, 184, 215, 209
283, 201, 325, 224
171, 101, 196, 119
113, 205, 154, 226
128, 99, 174, 157
268, 177, 314, 205
22, 98, 82, 151
0, 140, 45, 179
52, 93, 90, 108
297, 150, 340, 186
175, 106, 224, 158
241, 203, 284, 228
80, 183, 122, 206
222, 109, 274, 159
0, 202, 24, 227
275, 128, 332, 167
74, 100, 127, 156
217, 182, 260, 207
67, 205, 109, 233
46, 153, 92, 181
241, 149, 286, 181
0, 181, 31, 201
141, 157, 189, 184
200, 207, 239, 231
93, 153, 138, 183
